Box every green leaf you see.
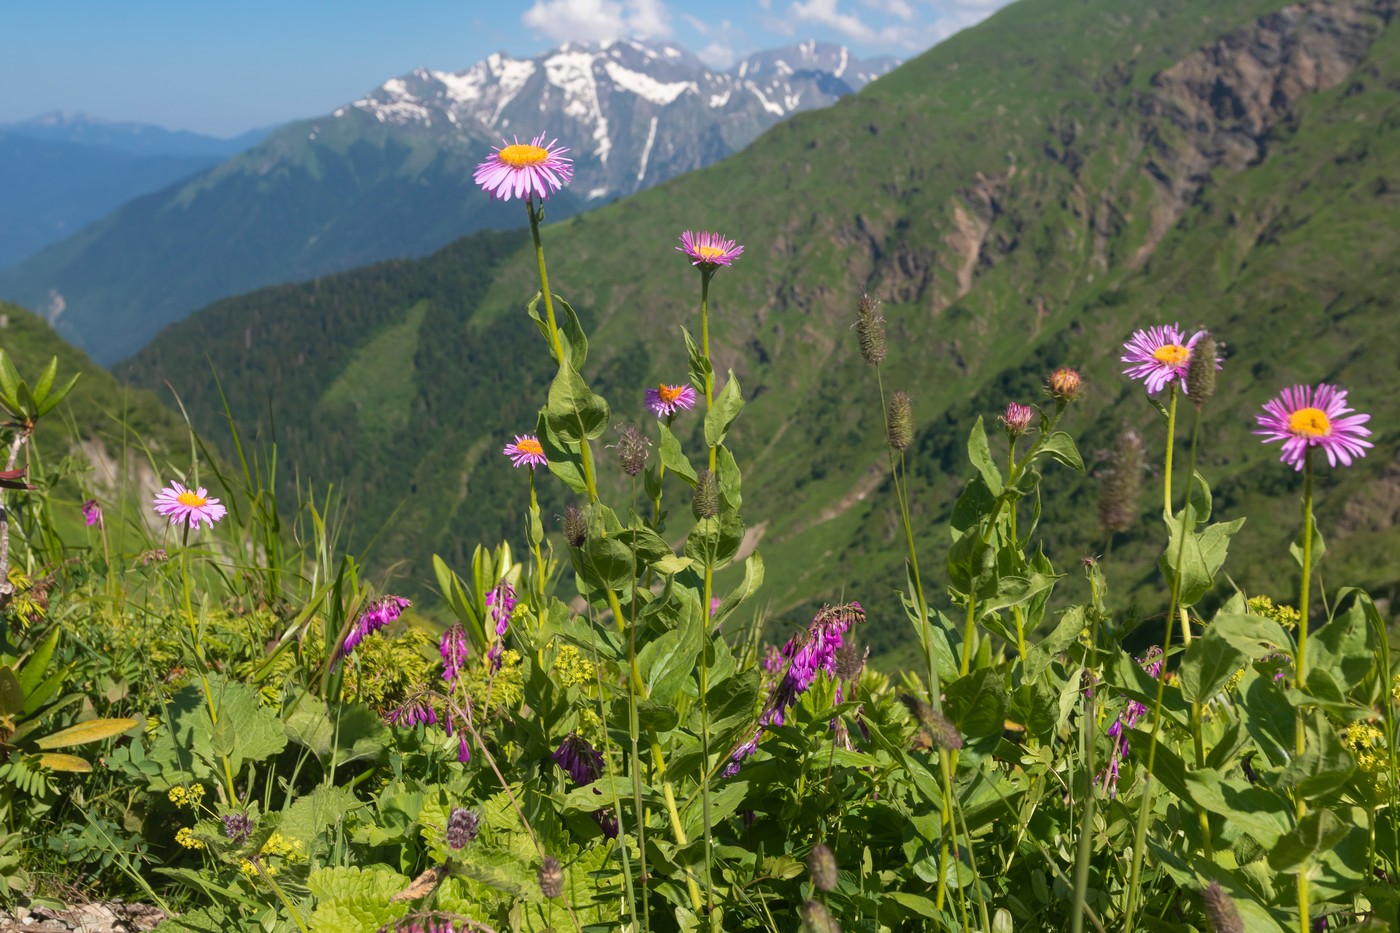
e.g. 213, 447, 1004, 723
1181, 769, 1291, 849
711, 553, 763, 629
546, 364, 610, 442
0, 351, 20, 411
30, 357, 57, 404
1178, 628, 1246, 703
1268, 810, 1347, 873
1209, 612, 1293, 659
202, 678, 288, 776
966, 416, 1002, 495
525, 292, 587, 369
651, 554, 692, 576
682, 326, 713, 392
1310, 597, 1374, 692
0, 667, 23, 717
716, 444, 742, 511
980, 571, 1060, 618
35, 373, 80, 417
658, 422, 698, 486
281, 784, 359, 853
578, 536, 635, 594
944, 669, 1007, 738
536, 410, 588, 495
17, 628, 61, 698
1160, 517, 1245, 607
308, 865, 411, 933
284, 694, 391, 767
703, 370, 744, 450
636, 594, 704, 705
34, 717, 138, 749
1024, 605, 1085, 679
1289, 521, 1326, 569
1277, 712, 1355, 800
1104, 650, 1189, 727
1039, 431, 1084, 472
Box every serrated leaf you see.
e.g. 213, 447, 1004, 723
202, 678, 287, 775
308, 865, 411, 933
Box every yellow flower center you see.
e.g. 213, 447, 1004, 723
1288, 407, 1331, 437
658, 384, 685, 403
1152, 344, 1189, 366
176, 490, 208, 508
695, 245, 726, 261
498, 144, 549, 168
516, 438, 544, 456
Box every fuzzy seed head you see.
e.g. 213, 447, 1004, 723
855, 294, 887, 365
562, 505, 587, 548
1047, 367, 1084, 403
800, 900, 842, 933
615, 422, 650, 477
809, 844, 839, 892
1202, 881, 1244, 933
1187, 331, 1218, 407
538, 856, 564, 899
900, 694, 964, 750
693, 469, 720, 519
446, 808, 480, 850
1098, 428, 1145, 535
887, 391, 913, 451
833, 640, 866, 682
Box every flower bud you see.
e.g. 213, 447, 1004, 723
1186, 331, 1218, 406
538, 856, 564, 899
833, 640, 866, 682
998, 402, 1034, 438
886, 391, 913, 451
899, 694, 964, 751
854, 294, 886, 366
562, 505, 586, 548
1046, 367, 1083, 403
615, 421, 650, 477
1202, 880, 1244, 933
809, 844, 838, 892
446, 808, 479, 850
1097, 428, 1144, 535
800, 900, 841, 933
693, 469, 720, 519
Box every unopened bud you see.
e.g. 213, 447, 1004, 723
446, 808, 479, 850
562, 505, 586, 548
800, 900, 841, 933
1202, 881, 1244, 933
998, 402, 1035, 438
614, 421, 650, 477
854, 294, 886, 366
833, 640, 866, 682
1046, 367, 1083, 403
899, 694, 964, 751
1186, 332, 1218, 406
809, 844, 838, 892
538, 856, 564, 899
692, 470, 720, 519
1097, 428, 1144, 535
887, 391, 913, 451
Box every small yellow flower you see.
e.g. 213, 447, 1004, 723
554, 644, 595, 689
166, 783, 205, 809
1391, 673, 1400, 704
260, 832, 304, 861
175, 827, 205, 850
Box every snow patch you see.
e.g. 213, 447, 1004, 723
835, 47, 848, 78
745, 82, 785, 116
587, 186, 609, 199
603, 61, 694, 105
636, 115, 658, 185
708, 89, 732, 108
544, 50, 610, 163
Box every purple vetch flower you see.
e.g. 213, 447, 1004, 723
1121, 324, 1219, 396
485, 579, 517, 672
1098, 647, 1164, 798
552, 734, 604, 787
1254, 383, 1372, 471
760, 644, 785, 675
723, 731, 761, 778
457, 733, 471, 764
473, 134, 573, 202
591, 809, 619, 839
645, 382, 698, 418
342, 595, 412, 657
82, 499, 103, 528
439, 624, 469, 684
446, 808, 480, 850
387, 698, 439, 729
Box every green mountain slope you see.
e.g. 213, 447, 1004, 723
123, 0, 1400, 655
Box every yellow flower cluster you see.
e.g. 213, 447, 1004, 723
1392, 673, 1400, 704
167, 783, 206, 809
239, 858, 268, 878
175, 827, 205, 850
259, 832, 304, 861
1340, 721, 1387, 774
554, 644, 595, 688
1247, 595, 1301, 630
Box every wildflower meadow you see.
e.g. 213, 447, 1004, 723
0, 130, 1396, 933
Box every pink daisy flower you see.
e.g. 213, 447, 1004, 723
153, 482, 227, 530
1121, 324, 1219, 395
503, 434, 547, 469
473, 134, 573, 202
645, 382, 698, 418
677, 230, 743, 270
1254, 383, 1372, 471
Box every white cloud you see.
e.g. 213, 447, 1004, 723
784, 0, 1006, 53
697, 42, 738, 68
521, 0, 672, 44
860, 0, 916, 21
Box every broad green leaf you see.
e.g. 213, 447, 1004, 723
703, 370, 744, 449
202, 678, 288, 775
658, 422, 698, 486
1277, 712, 1355, 800
1024, 605, 1085, 679
536, 410, 588, 494
525, 291, 587, 369
950, 474, 997, 538
1289, 521, 1326, 569
1181, 769, 1291, 849
280, 784, 359, 852
966, 416, 1002, 495
36, 753, 91, 772
1178, 629, 1246, 703
30, 357, 57, 404
716, 443, 742, 511
308, 865, 411, 933
578, 536, 635, 593
284, 694, 391, 767
651, 554, 692, 576
546, 364, 610, 441
1310, 597, 1373, 692
636, 595, 704, 705
712, 552, 763, 629
1268, 810, 1347, 873
36, 373, 80, 417
35, 717, 138, 749
1039, 431, 1084, 472
1209, 612, 1293, 659
17, 628, 61, 697
0, 667, 22, 717
944, 669, 1007, 738
1160, 517, 1245, 607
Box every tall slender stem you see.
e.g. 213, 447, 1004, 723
626, 479, 651, 933
1295, 447, 1314, 933
529, 469, 546, 606
1070, 613, 1100, 933
1163, 385, 1178, 516
696, 265, 717, 914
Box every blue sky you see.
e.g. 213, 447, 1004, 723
1, 0, 1010, 137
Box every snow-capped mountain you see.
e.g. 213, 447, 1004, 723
0, 38, 898, 362
335, 38, 898, 199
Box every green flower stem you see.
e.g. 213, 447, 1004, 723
664, 782, 705, 912
252, 857, 310, 933
1125, 402, 1200, 927
1295, 447, 1315, 933
626, 482, 652, 933
1008, 438, 1029, 662
180, 546, 238, 803
1182, 605, 1214, 862
696, 266, 718, 915
1070, 615, 1100, 933
1163, 385, 1178, 515
529, 469, 546, 606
